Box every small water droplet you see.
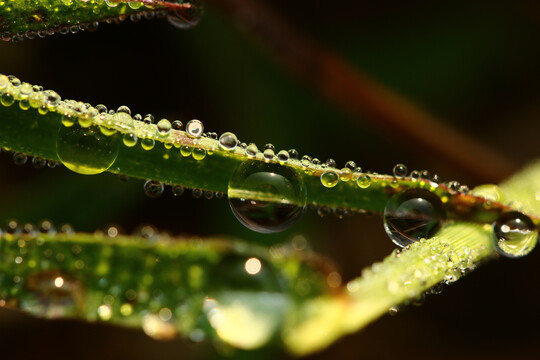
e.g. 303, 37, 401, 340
277, 150, 289, 162
263, 148, 275, 160
357, 174, 371, 188
393, 164, 407, 178
493, 211, 538, 258
56, 124, 119, 175
172, 185, 184, 197
192, 147, 206, 160
144, 180, 164, 198
383, 188, 446, 247
219, 132, 238, 151
186, 119, 203, 138
321, 171, 339, 188
324, 159, 336, 168
12, 152, 28, 166
340, 168, 352, 182
288, 149, 298, 160
246, 143, 258, 157
171, 120, 183, 130
228, 160, 307, 233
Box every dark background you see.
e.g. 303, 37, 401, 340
1, 1, 540, 359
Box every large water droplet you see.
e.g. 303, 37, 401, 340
320, 171, 339, 188
219, 132, 238, 151
20, 271, 84, 319
384, 188, 446, 247
56, 124, 119, 175
167, 0, 203, 29
228, 160, 307, 234
493, 211, 538, 258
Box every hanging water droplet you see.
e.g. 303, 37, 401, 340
192, 147, 206, 160
393, 164, 407, 178
493, 211, 538, 258
383, 188, 446, 247
141, 138, 155, 151
20, 271, 84, 319
186, 119, 203, 138
0, 92, 14, 107
180, 145, 192, 157
357, 174, 371, 188
321, 171, 339, 188
228, 160, 307, 233
219, 132, 238, 151
56, 124, 119, 175
172, 185, 184, 197
123, 132, 138, 147
61, 114, 75, 127
167, 0, 203, 29
144, 180, 164, 198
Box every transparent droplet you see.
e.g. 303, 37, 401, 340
383, 188, 446, 247
357, 174, 371, 188
12, 152, 28, 166
141, 138, 155, 151
56, 124, 119, 175
156, 119, 171, 136
219, 132, 238, 151
0, 92, 14, 107
144, 180, 164, 198
493, 211, 538, 258
246, 143, 258, 157
228, 160, 307, 233
172, 185, 184, 197
320, 171, 339, 188
263, 148, 275, 160
186, 119, 203, 138
123, 132, 138, 147
192, 147, 206, 161
20, 271, 83, 319
393, 164, 407, 178
167, 0, 203, 29
277, 150, 289, 162
172, 120, 183, 130
340, 168, 352, 182
61, 114, 76, 127
324, 159, 336, 168
288, 149, 298, 160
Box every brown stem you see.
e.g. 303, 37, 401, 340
207, 0, 518, 183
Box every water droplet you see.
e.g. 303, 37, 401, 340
340, 168, 352, 182
192, 147, 206, 160
123, 132, 138, 147
393, 164, 407, 178
12, 152, 28, 166
144, 180, 164, 198
32, 156, 47, 169
61, 114, 76, 127
325, 159, 336, 168
172, 185, 184, 197
56, 124, 119, 175
20, 271, 83, 319
357, 174, 371, 188
167, 0, 203, 29
493, 211, 538, 258
171, 120, 183, 130
263, 148, 275, 160
180, 145, 192, 157
384, 188, 446, 247
186, 119, 203, 138
156, 119, 171, 136
141, 138, 155, 151
246, 143, 258, 157
142, 313, 178, 340
0, 92, 14, 106
321, 171, 339, 188
219, 132, 238, 151
277, 150, 289, 162
288, 149, 298, 160
228, 160, 307, 233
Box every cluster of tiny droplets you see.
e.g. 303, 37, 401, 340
0, 1, 202, 43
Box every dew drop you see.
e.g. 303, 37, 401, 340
156, 119, 171, 136
321, 171, 339, 188
0, 92, 14, 107
186, 119, 203, 138
56, 124, 119, 175
246, 143, 259, 157
228, 160, 307, 233
61, 114, 75, 127
393, 164, 407, 178
180, 145, 192, 157
383, 188, 446, 247
20, 271, 83, 319
144, 180, 164, 198
493, 211, 538, 258
172, 185, 184, 197
192, 147, 206, 161
167, 0, 203, 29
12, 152, 28, 166
340, 168, 352, 182
219, 132, 238, 151
171, 120, 183, 130
141, 138, 155, 151
288, 149, 298, 160
277, 150, 289, 162
357, 174, 371, 188
123, 132, 138, 147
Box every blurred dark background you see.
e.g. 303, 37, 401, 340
1, 1, 540, 359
